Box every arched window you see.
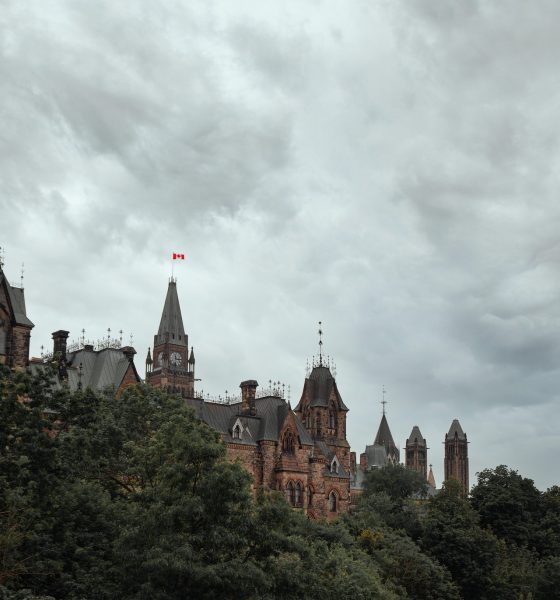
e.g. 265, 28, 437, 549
307, 485, 314, 507
282, 431, 294, 454
328, 410, 335, 429
233, 424, 241, 439
329, 491, 337, 513
295, 482, 302, 507
286, 481, 295, 506
331, 457, 339, 474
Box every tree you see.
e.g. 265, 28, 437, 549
470, 466, 544, 551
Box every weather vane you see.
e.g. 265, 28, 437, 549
318, 321, 323, 365
381, 385, 387, 416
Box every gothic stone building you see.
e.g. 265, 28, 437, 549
146, 279, 351, 519
0, 266, 34, 369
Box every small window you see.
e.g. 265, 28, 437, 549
331, 457, 339, 474
286, 482, 295, 506
329, 491, 337, 512
233, 424, 241, 439
295, 482, 302, 507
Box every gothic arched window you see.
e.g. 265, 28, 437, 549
329, 491, 337, 513
286, 481, 295, 506
295, 482, 302, 507
282, 431, 294, 454
233, 424, 241, 439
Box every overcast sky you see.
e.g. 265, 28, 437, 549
2, 0, 560, 490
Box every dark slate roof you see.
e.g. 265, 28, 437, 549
364, 443, 388, 469
300, 365, 349, 410
406, 425, 426, 446
447, 419, 466, 440
31, 347, 139, 393
374, 414, 396, 450
156, 280, 187, 346
185, 395, 314, 446
0, 271, 34, 327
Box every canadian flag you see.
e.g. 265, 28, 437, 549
172, 253, 185, 260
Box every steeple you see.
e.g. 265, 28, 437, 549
146, 278, 195, 398
405, 425, 428, 479
444, 418, 469, 496
156, 278, 187, 346
373, 414, 400, 463
428, 464, 436, 488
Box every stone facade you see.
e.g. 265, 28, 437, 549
444, 419, 469, 495
0, 267, 34, 369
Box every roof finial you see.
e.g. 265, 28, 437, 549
0, 246, 5, 269
381, 385, 387, 416
318, 321, 323, 366
20, 262, 24, 288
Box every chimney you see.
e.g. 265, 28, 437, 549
350, 451, 357, 473
240, 380, 258, 416
121, 346, 136, 363
52, 330, 69, 357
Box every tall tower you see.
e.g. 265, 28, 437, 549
444, 419, 469, 495
405, 425, 427, 479
145, 278, 195, 397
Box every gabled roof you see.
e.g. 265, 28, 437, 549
447, 419, 466, 440
406, 425, 426, 446
0, 270, 34, 328
156, 280, 186, 346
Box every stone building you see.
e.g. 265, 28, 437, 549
146, 279, 352, 519
444, 419, 469, 495
0, 265, 34, 369
405, 425, 428, 480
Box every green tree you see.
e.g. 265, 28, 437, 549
470, 466, 544, 551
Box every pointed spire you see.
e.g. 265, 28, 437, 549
428, 464, 436, 488
188, 346, 195, 363
157, 280, 187, 346
146, 347, 152, 364
318, 321, 323, 366
374, 413, 400, 463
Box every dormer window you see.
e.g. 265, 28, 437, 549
233, 424, 242, 439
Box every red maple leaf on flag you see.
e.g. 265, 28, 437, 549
172, 253, 185, 260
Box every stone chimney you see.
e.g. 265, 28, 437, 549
240, 380, 258, 416
121, 346, 136, 363
52, 330, 69, 357
350, 451, 357, 473
359, 452, 367, 471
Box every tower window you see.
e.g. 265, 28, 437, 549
286, 481, 295, 506
295, 482, 302, 507
329, 491, 337, 512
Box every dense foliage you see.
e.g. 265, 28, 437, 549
0, 367, 558, 599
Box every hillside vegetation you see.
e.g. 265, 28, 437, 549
1, 367, 558, 599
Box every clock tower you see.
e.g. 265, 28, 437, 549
145, 278, 195, 397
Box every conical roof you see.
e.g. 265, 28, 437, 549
306, 364, 348, 410
427, 465, 436, 488
447, 419, 466, 440
406, 425, 426, 446
374, 414, 395, 448
156, 280, 187, 346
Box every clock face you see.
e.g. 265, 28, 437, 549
170, 351, 182, 366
